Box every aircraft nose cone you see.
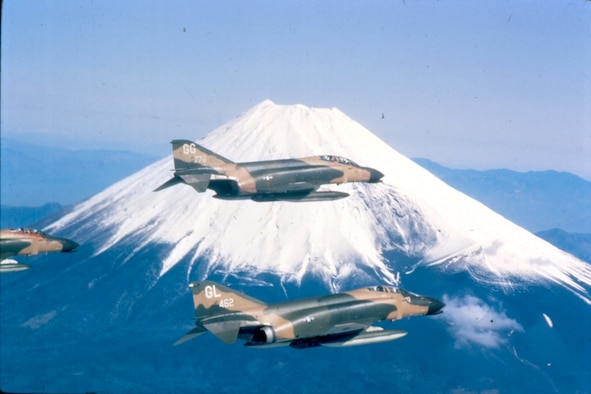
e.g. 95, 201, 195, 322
426, 298, 445, 315
61, 239, 79, 253
368, 168, 384, 183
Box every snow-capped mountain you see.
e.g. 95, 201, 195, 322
46, 99, 591, 302
3, 100, 590, 393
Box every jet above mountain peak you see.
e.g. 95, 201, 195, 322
45, 100, 591, 303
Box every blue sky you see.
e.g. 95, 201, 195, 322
2, 1, 590, 179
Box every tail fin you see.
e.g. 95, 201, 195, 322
190, 281, 266, 319
189, 281, 267, 344
171, 140, 234, 172
155, 140, 234, 192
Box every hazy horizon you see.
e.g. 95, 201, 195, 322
2, 2, 589, 179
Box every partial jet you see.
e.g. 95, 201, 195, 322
0, 228, 78, 273
175, 281, 444, 349
155, 140, 384, 201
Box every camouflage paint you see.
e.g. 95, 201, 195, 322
176, 280, 444, 349
156, 140, 384, 201
0, 228, 78, 272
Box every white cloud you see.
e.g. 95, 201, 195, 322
441, 294, 523, 348
22, 310, 58, 330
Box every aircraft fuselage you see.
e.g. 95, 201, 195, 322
156, 140, 384, 201
176, 281, 444, 349
0, 228, 79, 273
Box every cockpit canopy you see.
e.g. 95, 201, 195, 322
11, 228, 48, 237
367, 285, 416, 298
319, 155, 358, 166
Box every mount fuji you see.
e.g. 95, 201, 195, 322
1, 100, 590, 393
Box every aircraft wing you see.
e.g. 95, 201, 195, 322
251, 182, 349, 202
0, 239, 33, 260
322, 322, 369, 336
263, 182, 318, 193
173, 325, 207, 346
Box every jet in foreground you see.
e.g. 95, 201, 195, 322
175, 281, 444, 349
0, 228, 79, 273
155, 140, 384, 201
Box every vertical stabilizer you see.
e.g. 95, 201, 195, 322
155, 140, 235, 192
190, 281, 267, 318
189, 281, 267, 344
171, 140, 234, 171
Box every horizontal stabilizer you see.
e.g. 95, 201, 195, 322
154, 173, 212, 193
154, 176, 184, 192
173, 326, 207, 346
179, 173, 212, 193
203, 320, 242, 344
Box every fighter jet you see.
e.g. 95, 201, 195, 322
0, 228, 79, 273
174, 281, 444, 349
155, 140, 384, 201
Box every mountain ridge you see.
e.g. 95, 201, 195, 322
43, 100, 591, 302
0, 136, 160, 206
414, 158, 591, 233
3, 126, 588, 233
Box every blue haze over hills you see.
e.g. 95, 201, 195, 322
412, 159, 591, 263
413, 158, 591, 234
0, 136, 160, 207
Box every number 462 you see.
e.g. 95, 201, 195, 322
219, 298, 234, 308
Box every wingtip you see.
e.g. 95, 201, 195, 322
154, 176, 183, 192
173, 326, 207, 346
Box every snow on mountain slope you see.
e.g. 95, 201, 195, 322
46, 100, 591, 301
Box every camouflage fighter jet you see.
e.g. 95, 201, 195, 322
155, 140, 384, 201
174, 281, 444, 349
0, 228, 79, 273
